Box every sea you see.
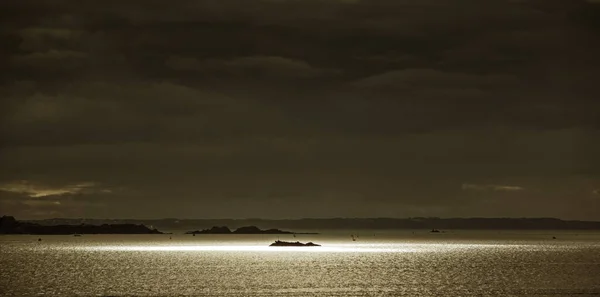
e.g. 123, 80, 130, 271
1, 230, 599, 296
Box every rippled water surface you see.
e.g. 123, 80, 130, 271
1, 231, 599, 296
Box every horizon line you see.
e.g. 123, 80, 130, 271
10, 216, 600, 223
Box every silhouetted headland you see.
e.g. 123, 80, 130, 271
185, 225, 317, 235
269, 240, 321, 247
0, 216, 163, 235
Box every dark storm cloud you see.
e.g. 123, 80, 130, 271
1, 0, 599, 219
165, 55, 341, 79
461, 183, 524, 192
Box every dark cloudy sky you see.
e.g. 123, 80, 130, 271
1, 0, 599, 220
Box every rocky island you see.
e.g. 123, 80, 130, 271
269, 240, 321, 247
185, 225, 316, 235
0, 216, 163, 235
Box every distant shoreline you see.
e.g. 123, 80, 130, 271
0, 216, 163, 235
185, 225, 319, 235
13, 217, 600, 231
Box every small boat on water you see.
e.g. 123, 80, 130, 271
269, 240, 320, 247
73, 234, 82, 237
430, 229, 441, 233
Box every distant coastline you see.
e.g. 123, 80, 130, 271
13, 217, 600, 231
0, 216, 163, 235
185, 225, 317, 235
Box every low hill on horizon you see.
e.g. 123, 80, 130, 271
0, 216, 163, 235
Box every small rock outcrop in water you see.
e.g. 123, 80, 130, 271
269, 240, 321, 247
186, 225, 301, 235
0, 215, 163, 235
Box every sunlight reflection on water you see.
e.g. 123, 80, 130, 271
76, 243, 527, 253
3, 233, 600, 296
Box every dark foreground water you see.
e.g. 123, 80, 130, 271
1, 230, 599, 296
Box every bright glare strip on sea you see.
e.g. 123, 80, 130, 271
72, 243, 528, 253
